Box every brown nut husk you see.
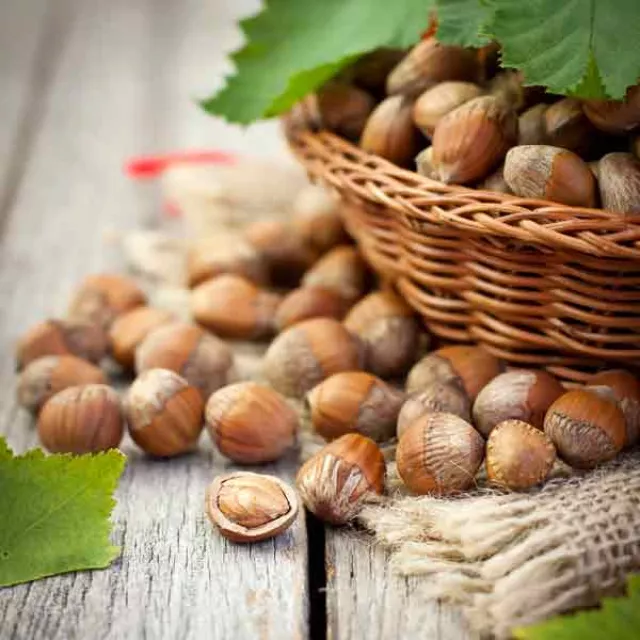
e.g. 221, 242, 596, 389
68, 274, 146, 329
504, 145, 596, 207
396, 412, 484, 495
544, 98, 595, 155
38, 384, 124, 454
296, 433, 385, 525
486, 419, 556, 490
263, 318, 364, 398
431, 96, 518, 184
17, 355, 107, 414
386, 38, 480, 97
597, 152, 640, 215
344, 290, 422, 378
472, 369, 565, 438
109, 306, 174, 369
543, 389, 626, 469
313, 82, 376, 141
396, 382, 472, 438
135, 322, 235, 401
406, 345, 504, 400
588, 369, 640, 446
206, 472, 298, 543
16, 318, 109, 370
205, 382, 298, 464
302, 246, 368, 304
518, 103, 548, 146
275, 286, 350, 331
307, 371, 405, 442
582, 84, 640, 135
488, 70, 546, 113
124, 368, 204, 457
360, 95, 423, 166
191, 274, 281, 340
412, 81, 483, 136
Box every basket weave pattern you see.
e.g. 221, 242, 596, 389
285, 119, 640, 382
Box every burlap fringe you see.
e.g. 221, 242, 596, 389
359, 452, 640, 639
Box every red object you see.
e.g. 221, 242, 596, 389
421, 13, 438, 40
124, 150, 237, 179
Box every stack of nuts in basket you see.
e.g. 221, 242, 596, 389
15, 185, 640, 544
301, 37, 640, 213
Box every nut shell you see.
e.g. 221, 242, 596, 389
485, 419, 556, 490
275, 286, 350, 331
415, 146, 436, 179
518, 103, 548, 146
263, 318, 364, 398
205, 382, 297, 464
543, 98, 595, 155
582, 85, 640, 135
597, 152, 640, 215
38, 384, 124, 454
396, 412, 484, 495
307, 371, 405, 442
313, 82, 376, 141
206, 472, 298, 543
296, 433, 384, 525
124, 368, 204, 457
478, 163, 512, 194
292, 185, 347, 253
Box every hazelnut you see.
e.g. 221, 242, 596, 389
296, 433, 384, 525
543, 97, 595, 155
108, 306, 174, 369
396, 412, 485, 495
275, 286, 350, 331
597, 152, 640, 215
349, 48, 405, 95
263, 318, 364, 397
406, 345, 504, 400
135, 322, 235, 400
488, 70, 545, 113
588, 369, 640, 446
205, 382, 297, 464
16, 318, 109, 369
478, 163, 512, 194
415, 146, 436, 179
396, 382, 471, 438
17, 355, 107, 414
543, 389, 626, 469
485, 419, 556, 490
344, 290, 422, 378
302, 246, 368, 305
307, 371, 405, 442
187, 235, 268, 288
517, 103, 548, 146
124, 368, 204, 457
191, 274, 281, 340
206, 472, 298, 543
503, 145, 596, 207
38, 384, 124, 454
68, 274, 146, 329
582, 84, 640, 135
472, 369, 564, 437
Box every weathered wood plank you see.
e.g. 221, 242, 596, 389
0, 0, 307, 637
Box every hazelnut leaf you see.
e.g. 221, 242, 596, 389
0, 438, 126, 587
434, 0, 494, 47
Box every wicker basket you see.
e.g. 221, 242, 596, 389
284, 115, 640, 383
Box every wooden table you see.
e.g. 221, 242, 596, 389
0, 1, 469, 637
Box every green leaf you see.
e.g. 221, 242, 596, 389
515, 574, 640, 640
489, 0, 640, 99
0, 440, 126, 587
202, 0, 433, 124
435, 0, 494, 47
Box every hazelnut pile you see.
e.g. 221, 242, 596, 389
15, 186, 640, 544
307, 39, 640, 213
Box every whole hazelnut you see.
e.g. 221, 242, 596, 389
588, 369, 640, 446
38, 384, 124, 454
108, 306, 174, 369
485, 419, 556, 490
205, 382, 297, 464
517, 103, 548, 145
543, 389, 626, 469
191, 274, 281, 340
68, 274, 146, 329
124, 368, 204, 457
582, 84, 640, 135
344, 290, 422, 378
17, 355, 107, 414
307, 371, 405, 442
406, 346, 504, 400
16, 318, 109, 369
296, 433, 385, 525
302, 246, 368, 304
543, 97, 595, 155
396, 382, 471, 438
472, 369, 564, 437
263, 318, 364, 397
275, 286, 350, 331
396, 412, 485, 495
597, 152, 640, 215
206, 472, 298, 543
135, 322, 235, 400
